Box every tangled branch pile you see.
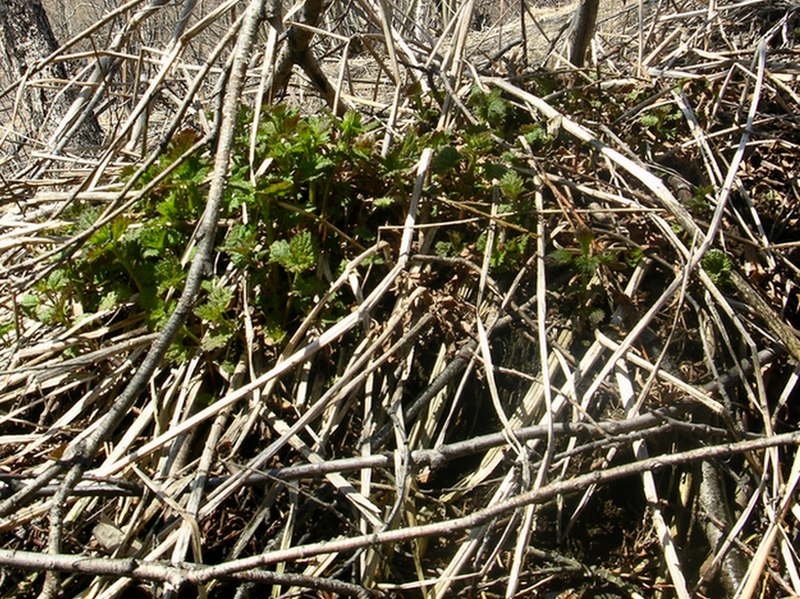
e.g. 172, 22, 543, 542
0, 0, 799, 596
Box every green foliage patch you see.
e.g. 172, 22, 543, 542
23, 75, 702, 360
21, 102, 546, 361
20, 80, 697, 359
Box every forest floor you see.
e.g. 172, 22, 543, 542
0, 1, 799, 598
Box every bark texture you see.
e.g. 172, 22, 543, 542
266, 0, 349, 116
565, 0, 600, 67
0, 0, 102, 149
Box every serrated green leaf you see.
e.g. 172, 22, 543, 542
639, 113, 660, 128
46, 269, 70, 292
98, 291, 120, 312
166, 340, 192, 364
499, 170, 525, 201
432, 145, 462, 174
339, 111, 364, 140
268, 239, 291, 267
470, 87, 508, 127
37, 305, 57, 324
20, 293, 39, 316
522, 125, 552, 146
551, 248, 574, 265
702, 249, 732, 286
483, 162, 507, 180
220, 223, 260, 267
435, 240, 454, 257
195, 281, 234, 322
269, 231, 317, 274
263, 320, 286, 346
202, 324, 234, 351
155, 256, 186, 294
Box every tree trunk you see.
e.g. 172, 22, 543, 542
565, 0, 600, 67
0, 0, 102, 150
266, 0, 350, 116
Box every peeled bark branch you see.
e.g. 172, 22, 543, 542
0, 549, 374, 598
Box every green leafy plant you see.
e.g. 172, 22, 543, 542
701, 248, 732, 287
499, 170, 525, 202
686, 184, 715, 217
476, 232, 531, 271
638, 103, 683, 141
432, 144, 462, 175
551, 226, 620, 330
469, 86, 508, 129
269, 230, 317, 274
22, 100, 544, 366
194, 279, 236, 351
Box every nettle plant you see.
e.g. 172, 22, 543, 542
20, 108, 391, 359
16, 95, 561, 363
16, 102, 541, 363
430, 86, 543, 267
549, 225, 623, 332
